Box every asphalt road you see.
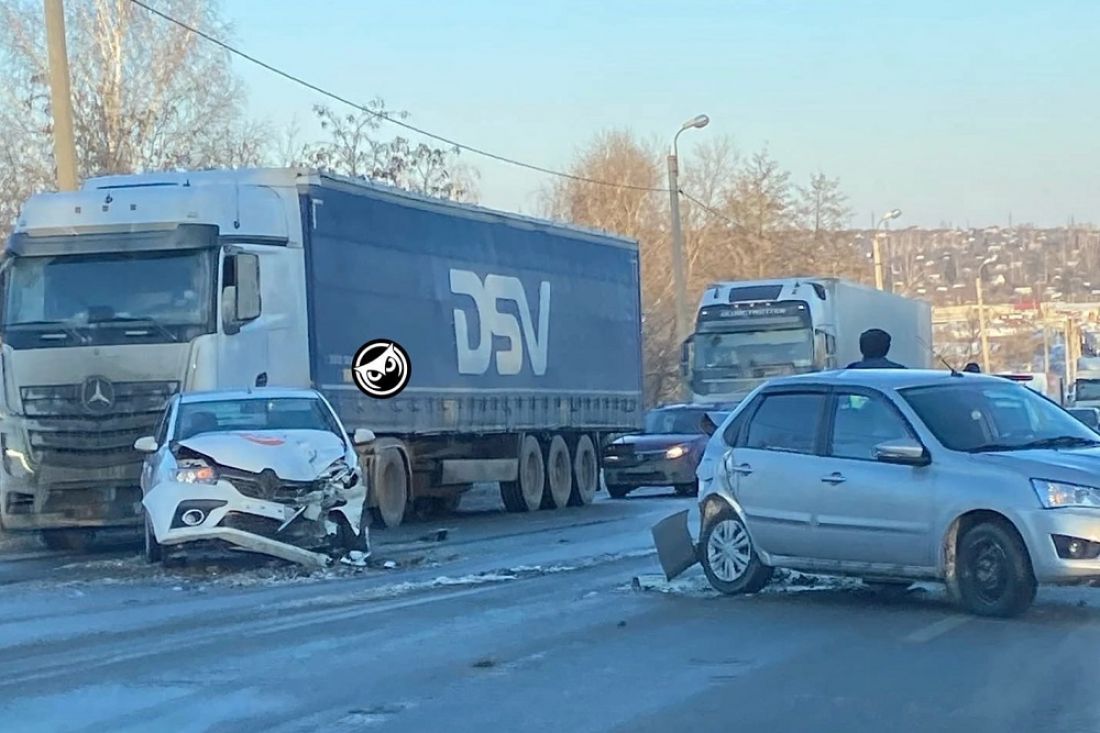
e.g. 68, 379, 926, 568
1, 485, 1099, 733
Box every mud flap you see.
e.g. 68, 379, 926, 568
651, 509, 699, 581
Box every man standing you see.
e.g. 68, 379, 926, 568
846, 329, 906, 369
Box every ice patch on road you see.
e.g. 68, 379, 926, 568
630, 567, 864, 597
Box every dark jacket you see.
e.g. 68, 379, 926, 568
845, 357, 906, 369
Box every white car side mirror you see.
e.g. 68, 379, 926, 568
133, 436, 158, 453
352, 428, 376, 445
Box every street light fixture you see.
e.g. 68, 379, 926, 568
668, 114, 709, 350
872, 208, 902, 291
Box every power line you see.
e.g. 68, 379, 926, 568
679, 190, 741, 229
127, 0, 669, 194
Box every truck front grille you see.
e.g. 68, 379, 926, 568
21, 380, 178, 418
20, 381, 178, 469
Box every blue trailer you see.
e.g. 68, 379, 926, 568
5, 168, 643, 539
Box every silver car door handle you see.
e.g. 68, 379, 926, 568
731, 464, 753, 475
821, 473, 846, 485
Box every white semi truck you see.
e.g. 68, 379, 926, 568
1071, 357, 1100, 408
0, 168, 644, 550
679, 277, 934, 405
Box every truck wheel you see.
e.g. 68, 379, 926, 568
568, 434, 599, 506
41, 529, 96, 553
541, 435, 573, 509
143, 511, 163, 564
371, 448, 409, 528
956, 520, 1037, 618
501, 435, 544, 512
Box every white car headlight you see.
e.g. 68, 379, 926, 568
1031, 479, 1100, 509
666, 445, 688, 460
176, 463, 218, 484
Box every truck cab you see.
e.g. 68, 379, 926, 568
679, 280, 837, 406
0, 170, 309, 549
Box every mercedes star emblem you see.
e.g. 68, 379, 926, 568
81, 376, 115, 413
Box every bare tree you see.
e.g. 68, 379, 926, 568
724, 147, 793, 278
284, 104, 478, 202
0, 0, 266, 235
795, 171, 861, 278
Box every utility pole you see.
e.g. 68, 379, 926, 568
44, 0, 78, 191
666, 114, 709, 347
871, 209, 901, 291
976, 276, 991, 373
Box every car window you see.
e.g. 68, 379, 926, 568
644, 409, 709, 434
723, 398, 758, 446
830, 392, 914, 460
174, 397, 342, 440
153, 404, 170, 445
901, 381, 1099, 452
743, 392, 825, 454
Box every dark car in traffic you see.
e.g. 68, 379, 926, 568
602, 404, 730, 498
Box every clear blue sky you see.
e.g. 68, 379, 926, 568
221, 0, 1100, 228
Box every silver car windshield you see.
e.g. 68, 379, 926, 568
900, 382, 1100, 453
175, 398, 342, 441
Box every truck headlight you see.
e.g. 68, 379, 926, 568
666, 445, 688, 460
1031, 479, 1100, 509
176, 464, 217, 484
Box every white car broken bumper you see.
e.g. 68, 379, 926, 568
143, 478, 368, 568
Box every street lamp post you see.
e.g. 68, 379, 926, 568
975, 257, 996, 373
872, 209, 902, 291
668, 114, 709, 346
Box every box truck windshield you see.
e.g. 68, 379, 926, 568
693, 302, 814, 387
1, 249, 215, 346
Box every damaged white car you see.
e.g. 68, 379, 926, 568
134, 387, 374, 568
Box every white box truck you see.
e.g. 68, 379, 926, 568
680, 277, 934, 405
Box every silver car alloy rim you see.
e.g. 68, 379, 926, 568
707, 518, 752, 583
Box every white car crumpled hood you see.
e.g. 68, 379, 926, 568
177, 429, 349, 480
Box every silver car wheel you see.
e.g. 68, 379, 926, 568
707, 518, 751, 583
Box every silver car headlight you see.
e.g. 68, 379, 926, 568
1031, 479, 1100, 509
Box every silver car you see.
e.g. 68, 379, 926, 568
697, 369, 1100, 617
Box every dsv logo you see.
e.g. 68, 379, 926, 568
449, 269, 549, 376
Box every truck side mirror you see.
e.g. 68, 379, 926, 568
680, 336, 693, 378
235, 253, 261, 322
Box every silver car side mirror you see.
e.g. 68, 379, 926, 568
873, 439, 930, 466
352, 428, 376, 445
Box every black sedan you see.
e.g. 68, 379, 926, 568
602, 404, 730, 498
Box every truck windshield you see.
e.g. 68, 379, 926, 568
1076, 379, 1100, 402
695, 328, 814, 377
1, 249, 214, 344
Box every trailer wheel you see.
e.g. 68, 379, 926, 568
371, 448, 409, 528
541, 435, 573, 509
568, 434, 599, 506
501, 435, 545, 512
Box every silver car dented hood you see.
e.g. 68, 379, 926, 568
177, 429, 349, 480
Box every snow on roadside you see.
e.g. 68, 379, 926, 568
630, 567, 864, 598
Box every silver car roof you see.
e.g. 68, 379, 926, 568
765, 369, 1010, 391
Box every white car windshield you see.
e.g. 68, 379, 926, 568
175, 398, 342, 440
901, 381, 1100, 453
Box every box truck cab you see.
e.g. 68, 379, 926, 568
2, 168, 643, 549
679, 278, 933, 405
1071, 357, 1100, 408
